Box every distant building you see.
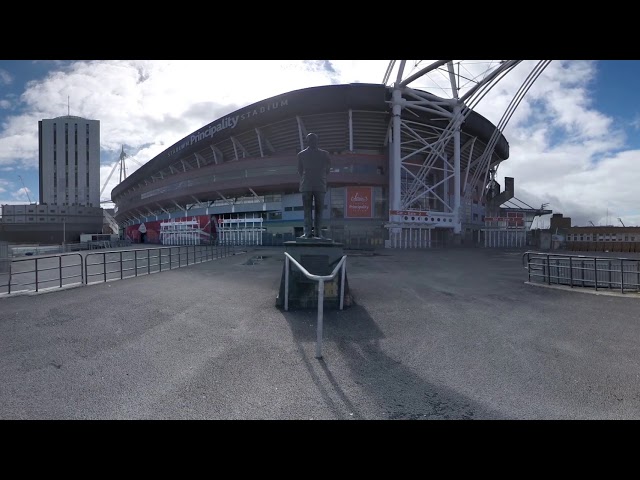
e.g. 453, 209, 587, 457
0, 204, 104, 244
38, 115, 101, 207
0, 116, 103, 244
540, 213, 640, 253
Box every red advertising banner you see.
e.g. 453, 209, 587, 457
345, 186, 373, 218
125, 215, 215, 244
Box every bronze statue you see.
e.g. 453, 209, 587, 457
297, 133, 331, 239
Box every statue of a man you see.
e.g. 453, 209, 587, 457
297, 133, 331, 239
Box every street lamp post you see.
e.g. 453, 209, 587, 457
62, 217, 66, 251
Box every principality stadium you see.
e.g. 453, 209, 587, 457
112, 78, 512, 248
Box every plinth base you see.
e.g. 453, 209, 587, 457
276, 239, 352, 310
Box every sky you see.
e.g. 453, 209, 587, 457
0, 59, 639, 228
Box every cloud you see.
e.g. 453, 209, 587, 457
0, 69, 12, 86
0, 60, 638, 227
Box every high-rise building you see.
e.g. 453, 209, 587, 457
38, 115, 100, 207
0, 116, 105, 244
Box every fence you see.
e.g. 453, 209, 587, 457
522, 251, 640, 293
0, 243, 237, 296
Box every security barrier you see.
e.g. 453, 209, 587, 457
522, 251, 640, 293
0, 243, 237, 296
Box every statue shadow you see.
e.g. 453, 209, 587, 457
279, 302, 505, 420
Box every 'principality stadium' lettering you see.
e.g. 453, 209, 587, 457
167, 98, 290, 157
239, 99, 289, 120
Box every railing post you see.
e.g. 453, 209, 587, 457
159, 249, 163, 272
526, 253, 531, 282
135, 250, 138, 277
621, 259, 624, 293
569, 256, 573, 288
608, 260, 612, 289
84, 255, 88, 284
8, 261, 11, 294
340, 258, 346, 310
120, 251, 123, 279
546, 254, 550, 285
169, 248, 172, 269
148, 249, 151, 275
59, 256, 63, 288
316, 279, 324, 359
581, 259, 584, 287
35, 258, 39, 292
594, 259, 598, 291
103, 252, 107, 282
284, 256, 290, 311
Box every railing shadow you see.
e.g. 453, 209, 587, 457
280, 303, 505, 420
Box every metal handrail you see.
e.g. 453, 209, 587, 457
284, 252, 347, 359
85, 243, 235, 285
522, 250, 640, 293
1, 253, 84, 295
1, 243, 238, 296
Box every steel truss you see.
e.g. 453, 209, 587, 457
384, 60, 551, 248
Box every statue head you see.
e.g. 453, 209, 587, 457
306, 133, 318, 149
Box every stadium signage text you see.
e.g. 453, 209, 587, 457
167, 99, 290, 157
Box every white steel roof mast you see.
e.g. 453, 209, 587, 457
382, 60, 551, 247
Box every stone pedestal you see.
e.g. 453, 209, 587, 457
276, 238, 352, 310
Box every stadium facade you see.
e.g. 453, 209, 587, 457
111, 83, 510, 248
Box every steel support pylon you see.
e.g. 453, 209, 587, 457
383, 60, 551, 248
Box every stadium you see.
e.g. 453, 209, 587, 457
111, 82, 510, 248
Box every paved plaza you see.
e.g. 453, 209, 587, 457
1, 246, 639, 419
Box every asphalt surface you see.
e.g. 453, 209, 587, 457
1, 246, 640, 420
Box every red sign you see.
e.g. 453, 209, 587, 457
390, 210, 429, 217
345, 186, 373, 218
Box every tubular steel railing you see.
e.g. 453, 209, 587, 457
1, 243, 237, 296
284, 252, 347, 359
84, 244, 235, 285
522, 251, 640, 293
1, 253, 84, 295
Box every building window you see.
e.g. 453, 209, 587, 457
331, 187, 344, 219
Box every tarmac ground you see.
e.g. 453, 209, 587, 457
1, 245, 640, 420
